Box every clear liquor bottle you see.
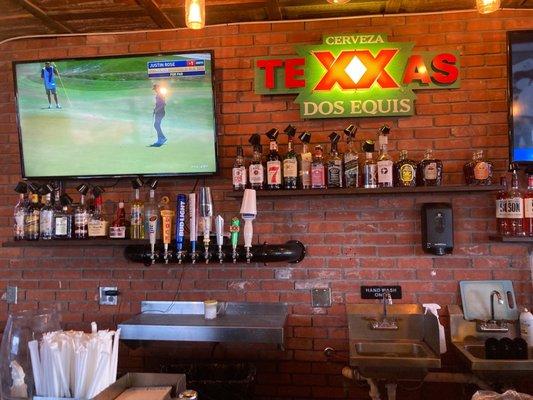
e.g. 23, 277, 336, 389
298, 131, 312, 189
39, 193, 54, 240
283, 134, 298, 190
417, 149, 443, 186
130, 187, 145, 239
25, 193, 40, 241
507, 166, 524, 236
311, 145, 326, 189
496, 176, 510, 236
74, 193, 89, 239
232, 146, 247, 191
394, 150, 417, 187
362, 140, 377, 189
249, 144, 264, 190
377, 127, 393, 188
327, 132, 343, 188
266, 129, 282, 190
524, 174, 533, 237
343, 125, 359, 188
13, 191, 27, 241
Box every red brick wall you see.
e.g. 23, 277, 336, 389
1, 10, 532, 399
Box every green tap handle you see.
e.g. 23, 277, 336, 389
230, 217, 240, 247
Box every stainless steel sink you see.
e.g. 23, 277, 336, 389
347, 304, 441, 379
449, 305, 533, 379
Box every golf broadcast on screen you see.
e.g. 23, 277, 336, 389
14, 52, 217, 179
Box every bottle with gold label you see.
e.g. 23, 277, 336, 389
417, 149, 443, 186
25, 192, 41, 241
394, 150, 417, 187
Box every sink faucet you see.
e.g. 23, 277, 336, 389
370, 290, 398, 330
477, 290, 509, 333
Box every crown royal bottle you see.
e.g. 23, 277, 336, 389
394, 150, 417, 187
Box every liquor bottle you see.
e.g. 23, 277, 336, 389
74, 184, 90, 239
362, 140, 377, 189
343, 124, 359, 188
88, 193, 109, 237
298, 131, 312, 189
25, 192, 41, 241
39, 192, 54, 240
394, 150, 417, 187
524, 174, 533, 237
283, 125, 298, 190
327, 132, 343, 188
376, 126, 393, 188
144, 181, 160, 239
53, 205, 73, 240
13, 182, 27, 241
311, 145, 326, 189
496, 176, 510, 236
248, 134, 264, 190
109, 201, 127, 239
130, 186, 145, 239
472, 150, 494, 186
463, 151, 477, 185
417, 149, 443, 186
232, 146, 247, 191
507, 165, 524, 236
266, 128, 282, 190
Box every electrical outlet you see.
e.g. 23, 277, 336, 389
99, 286, 118, 306
6, 286, 17, 304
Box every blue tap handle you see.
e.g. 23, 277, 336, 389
175, 194, 187, 252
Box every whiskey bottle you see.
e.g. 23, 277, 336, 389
232, 146, 247, 191
249, 144, 264, 190
362, 140, 377, 189
507, 165, 524, 236
463, 151, 477, 185
377, 126, 393, 188
343, 125, 359, 188
417, 149, 443, 186
496, 176, 510, 236
74, 184, 89, 239
25, 192, 41, 241
394, 150, 417, 187
88, 193, 109, 237
327, 132, 343, 188
39, 192, 54, 240
298, 131, 312, 189
109, 201, 127, 239
13, 182, 27, 241
311, 145, 326, 189
266, 128, 282, 190
53, 205, 73, 240
472, 150, 494, 186
130, 186, 145, 239
283, 125, 298, 190
524, 174, 533, 237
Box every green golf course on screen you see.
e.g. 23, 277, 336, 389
14, 52, 217, 178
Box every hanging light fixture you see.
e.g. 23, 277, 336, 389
185, 0, 205, 29
327, 0, 350, 3
476, 0, 500, 14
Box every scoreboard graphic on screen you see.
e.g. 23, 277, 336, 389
147, 59, 206, 78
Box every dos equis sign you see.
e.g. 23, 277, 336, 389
254, 33, 460, 119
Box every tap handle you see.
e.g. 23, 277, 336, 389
230, 217, 240, 248
215, 215, 224, 247
175, 194, 187, 252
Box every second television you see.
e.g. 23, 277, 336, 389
13, 51, 218, 179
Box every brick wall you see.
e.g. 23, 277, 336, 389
0, 10, 532, 399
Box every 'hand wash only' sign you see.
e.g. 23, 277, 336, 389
254, 33, 460, 119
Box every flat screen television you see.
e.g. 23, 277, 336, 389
508, 30, 533, 166
13, 51, 218, 179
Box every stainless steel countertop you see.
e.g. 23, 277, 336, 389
118, 301, 288, 345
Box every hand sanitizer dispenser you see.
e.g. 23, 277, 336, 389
421, 203, 453, 256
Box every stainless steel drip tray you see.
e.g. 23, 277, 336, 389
118, 301, 288, 345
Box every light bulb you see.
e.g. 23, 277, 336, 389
326, 0, 351, 4
476, 0, 500, 14
186, 0, 205, 30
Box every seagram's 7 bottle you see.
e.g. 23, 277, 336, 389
266, 128, 282, 190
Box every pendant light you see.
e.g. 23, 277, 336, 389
185, 0, 205, 29
476, 0, 500, 14
327, 0, 350, 3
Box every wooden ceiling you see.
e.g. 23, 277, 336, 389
1, 0, 532, 42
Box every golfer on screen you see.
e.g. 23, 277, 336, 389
150, 83, 167, 147
41, 61, 61, 109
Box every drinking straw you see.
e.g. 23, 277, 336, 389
28, 340, 43, 395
